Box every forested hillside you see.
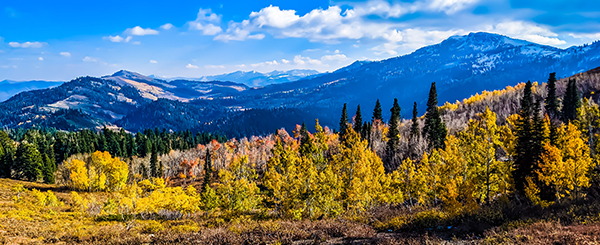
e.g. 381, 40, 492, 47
2, 66, 600, 244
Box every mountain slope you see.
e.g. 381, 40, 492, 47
228, 32, 600, 122
0, 80, 63, 102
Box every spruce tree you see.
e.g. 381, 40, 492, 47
300, 122, 310, 147
14, 142, 43, 182
422, 82, 447, 150
354, 105, 363, 136
410, 102, 420, 139
372, 99, 383, 122
386, 98, 401, 171
562, 79, 581, 122
204, 149, 212, 186
149, 144, 159, 178
513, 81, 535, 193
0, 131, 15, 178
361, 121, 369, 140
545, 72, 559, 118
339, 103, 349, 138
42, 154, 55, 184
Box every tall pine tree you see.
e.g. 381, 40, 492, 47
339, 103, 349, 138
545, 72, 559, 118
422, 82, 447, 150
149, 144, 159, 178
562, 79, 581, 122
410, 102, 420, 140
372, 99, 383, 122
354, 105, 363, 136
386, 98, 401, 171
204, 149, 212, 186
513, 81, 536, 193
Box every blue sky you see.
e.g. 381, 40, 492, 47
1, 0, 599, 81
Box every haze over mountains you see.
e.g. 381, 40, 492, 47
1, 32, 599, 137
151, 69, 321, 87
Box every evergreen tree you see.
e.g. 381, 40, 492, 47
300, 122, 310, 148
14, 142, 43, 182
361, 121, 369, 141
150, 144, 159, 178
372, 99, 383, 122
42, 154, 55, 184
354, 105, 363, 136
422, 82, 447, 150
562, 79, 581, 122
339, 103, 349, 138
204, 149, 212, 186
0, 131, 15, 178
545, 72, 559, 118
410, 102, 420, 139
386, 98, 401, 171
513, 81, 535, 193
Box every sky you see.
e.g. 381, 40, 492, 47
1, 0, 599, 81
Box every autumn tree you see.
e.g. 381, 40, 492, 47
217, 155, 261, 212
538, 123, 595, 201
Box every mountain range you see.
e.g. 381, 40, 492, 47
149, 69, 321, 87
0, 80, 63, 102
1, 32, 599, 137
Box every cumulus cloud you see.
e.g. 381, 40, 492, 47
427, 0, 480, 14
103, 35, 133, 43
188, 8, 223, 35
125, 26, 159, 36
38, 57, 43, 61
83, 56, 98, 62
186, 63, 199, 69
293, 55, 322, 65
251, 60, 279, 67
60, 52, 71, 57
8, 41, 46, 48
321, 53, 348, 61
160, 23, 174, 30
150, 60, 158, 63
488, 21, 566, 45
569, 32, 600, 40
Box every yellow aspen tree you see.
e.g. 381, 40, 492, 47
68, 159, 90, 191
333, 127, 386, 212
538, 123, 595, 201
419, 149, 444, 205
217, 155, 262, 212
389, 157, 425, 211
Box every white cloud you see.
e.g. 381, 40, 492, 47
132, 41, 141, 45
186, 63, 199, 69
293, 55, 322, 65
321, 53, 348, 61
125, 26, 159, 36
427, 0, 479, 14
83, 56, 98, 62
150, 60, 158, 64
8, 41, 45, 48
569, 32, 600, 40
488, 21, 566, 46
205, 64, 226, 69
104, 35, 133, 43
160, 23, 174, 30
188, 9, 223, 35
251, 60, 279, 67
236, 64, 247, 68
281, 59, 290, 64
38, 57, 43, 61
60, 52, 71, 57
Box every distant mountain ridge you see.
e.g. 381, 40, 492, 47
1, 32, 599, 137
152, 69, 321, 87
0, 80, 63, 102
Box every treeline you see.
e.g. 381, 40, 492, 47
0, 127, 227, 184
